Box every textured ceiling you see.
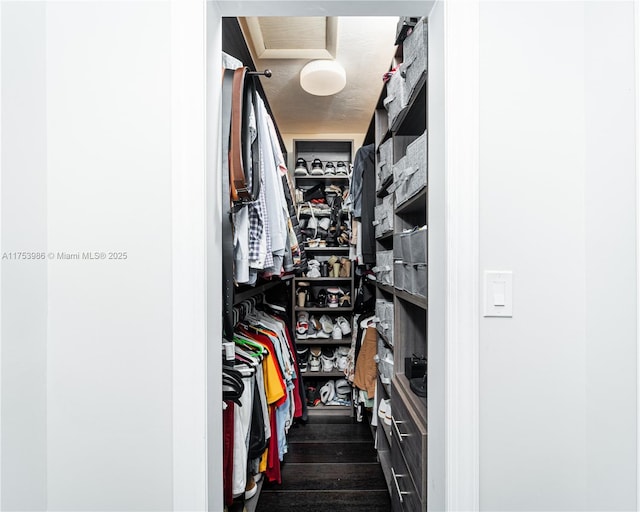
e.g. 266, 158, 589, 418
239, 17, 398, 136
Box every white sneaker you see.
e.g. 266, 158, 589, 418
335, 316, 352, 335
332, 324, 343, 340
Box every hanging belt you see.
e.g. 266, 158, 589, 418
221, 68, 235, 341
230, 67, 251, 202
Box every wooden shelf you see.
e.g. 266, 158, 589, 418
233, 279, 283, 306
395, 289, 427, 309
391, 76, 427, 134
294, 277, 352, 282
395, 187, 427, 215
376, 173, 394, 198
302, 370, 348, 378
394, 373, 427, 426
376, 230, 394, 242
295, 306, 354, 312
377, 282, 395, 295
303, 246, 350, 253
295, 175, 350, 181
296, 337, 352, 345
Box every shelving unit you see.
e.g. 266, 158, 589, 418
367, 17, 429, 512
292, 139, 355, 417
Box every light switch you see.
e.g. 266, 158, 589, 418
484, 271, 513, 317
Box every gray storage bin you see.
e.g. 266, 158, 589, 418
377, 138, 394, 190
374, 194, 394, 239
414, 264, 427, 298
394, 261, 405, 290
375, 299, 394, 345
396, 132, 427, 206
401, 17, 428, 99
374, 250, 394, 286
401, 231, 412, 263
410, 226, 427, 264
393, 233, 404, 260
383, 70, 408, 132
404, 263, 416, 294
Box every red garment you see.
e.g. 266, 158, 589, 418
222, 401, 235, 506
265, 405, 281, 483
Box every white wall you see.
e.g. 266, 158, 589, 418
2, 2, 178, 510
1, 3, 48, 509
479, 2, 636, 510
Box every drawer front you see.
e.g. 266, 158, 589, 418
392, 380, 427, 501
391, 439, 425, 512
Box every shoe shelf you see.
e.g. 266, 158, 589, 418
294, 175, 350, 181
303, 246, 350, 253
293, 139, 356, 420
294, 306, 354, 312
295, 337, 352, 345
294, 277, 352, 282
303, 370, 347, 379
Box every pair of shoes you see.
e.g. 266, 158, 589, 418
310, 158, 324, 176
296, 347, 309, 372
309, 347, 322, 372
295, 158, 309, 176
321, 347, 336, 372
339, 257, 351, 277
296, 282, 310, 307
335, 161, 349, 176
378, 398, 392, 426
306, 259, 321, 278
306, 386, 321, 406
296, 311, 310, 338
326, 287, 350, 308
335, 346, 350, 371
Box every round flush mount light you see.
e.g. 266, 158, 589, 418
300, 60, 347, 96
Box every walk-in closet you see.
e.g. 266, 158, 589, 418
221, 15, 431, 512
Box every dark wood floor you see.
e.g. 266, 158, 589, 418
256, 414, 391, 512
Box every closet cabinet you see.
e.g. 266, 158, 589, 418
370, 17, 428, 512
291, 139, 355, 415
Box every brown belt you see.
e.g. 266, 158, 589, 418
230, 67, 251, 202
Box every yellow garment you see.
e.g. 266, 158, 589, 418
261, 346, 286, 405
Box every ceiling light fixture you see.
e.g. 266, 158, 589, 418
300, 60, 346, 96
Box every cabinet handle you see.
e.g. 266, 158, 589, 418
392, 467, 409, 504
392, 416, 409, 442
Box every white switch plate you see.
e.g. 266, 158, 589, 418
484, 271, 513, 317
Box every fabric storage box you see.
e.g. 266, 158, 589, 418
409, 226, 427, 264
404, 263, 416, 294
401, 17, 428, 99
394, 261, 405, 290
377, 138, 394, 191
383, 69, 408, 132
373, 194, 394, 239
396, 132, 427, 206
413, 264, 427, 298
375, 299, 394, 345
374, 250, 394, 286
376, 343, 394, 383
401, 231, 413, 263
393, 233, 404, 260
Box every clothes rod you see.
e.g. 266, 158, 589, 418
247, 69, 272, 78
